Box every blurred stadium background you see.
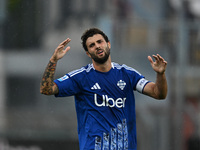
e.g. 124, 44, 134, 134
0, 0, 200, 150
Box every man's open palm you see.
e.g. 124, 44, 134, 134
148, 54, 167, 74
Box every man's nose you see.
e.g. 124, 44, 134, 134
95, 44, 101, 50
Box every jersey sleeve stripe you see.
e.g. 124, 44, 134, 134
122, 64, 142, 75
68, 64, 94, 77
112, 62, 142, 75
68, 67, 86, 77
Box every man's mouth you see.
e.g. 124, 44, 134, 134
97, 50, 104, 55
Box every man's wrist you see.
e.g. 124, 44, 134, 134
50, 57, 58, 63
157, 71, 165, 76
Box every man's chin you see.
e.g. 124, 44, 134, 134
93, 57, 109, 64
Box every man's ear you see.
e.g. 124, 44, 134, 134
86, 51, 91, 58
108, 42, 111, 49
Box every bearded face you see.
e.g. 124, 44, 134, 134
87, 44, 110, 64
86, 34, 111, 64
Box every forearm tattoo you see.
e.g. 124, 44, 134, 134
40, 61, 57, 94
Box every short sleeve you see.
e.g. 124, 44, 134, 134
121, 64, 149, 93
54, 74, 81, 97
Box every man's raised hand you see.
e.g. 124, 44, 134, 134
50, 38, 71, 63
148, 54, 167, 74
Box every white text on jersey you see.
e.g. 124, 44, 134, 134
94, 94, 126, 108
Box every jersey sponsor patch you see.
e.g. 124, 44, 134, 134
94, 94, 126, 108
58, 75, 69, 82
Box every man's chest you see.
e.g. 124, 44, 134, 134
81, 72, 131, 99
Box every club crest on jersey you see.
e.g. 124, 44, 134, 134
117, 80, 126, 90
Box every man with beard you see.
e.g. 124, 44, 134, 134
40, 28, 167, 150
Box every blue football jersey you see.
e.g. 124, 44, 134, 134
54, 62, 149, 150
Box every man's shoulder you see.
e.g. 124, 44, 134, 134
68, 64, 94, 77
112, 62, 141, 74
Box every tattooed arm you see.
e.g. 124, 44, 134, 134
40, 61, 59, 95
40, 38, 71, 95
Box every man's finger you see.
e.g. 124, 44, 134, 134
60, 38, 71, 46
157, 54, 167, 65
152, 55, 159, 62
148, 56, 154, 64
65, 46, 71, 52
157, 54, 164, 61
57, 45, 64, 50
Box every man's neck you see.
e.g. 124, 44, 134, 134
92, 57, 112, 72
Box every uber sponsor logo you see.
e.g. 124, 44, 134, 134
94, 94, 126, 108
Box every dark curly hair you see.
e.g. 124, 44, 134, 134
81, 28, 109, 51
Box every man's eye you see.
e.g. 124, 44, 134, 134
89, 44, 94, 47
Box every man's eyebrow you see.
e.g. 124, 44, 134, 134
88, 42, 95, 47
97, 39, 102, 42
87, 38, 104, 46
